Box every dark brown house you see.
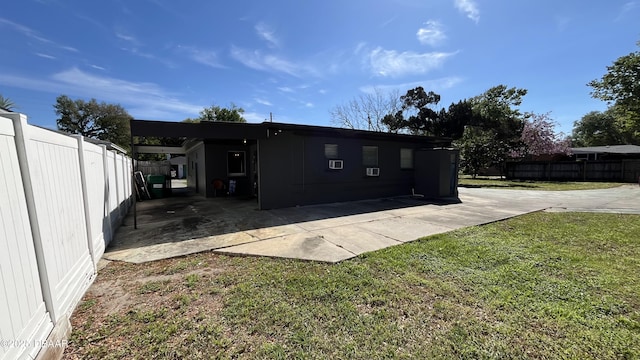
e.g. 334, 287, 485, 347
131, 120, 459, 209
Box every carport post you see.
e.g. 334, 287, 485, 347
130, 121, 137, 229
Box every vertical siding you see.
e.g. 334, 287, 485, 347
26, 126, 95, 323
0, 116, 52, 360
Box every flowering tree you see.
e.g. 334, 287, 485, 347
517, 112, 572, 158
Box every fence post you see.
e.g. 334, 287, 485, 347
9, 113, 57, 322
74, 135, 97, 271
101, 145, 114, 244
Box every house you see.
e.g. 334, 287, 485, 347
571, 145, 640, 161
131, 120, 459, 209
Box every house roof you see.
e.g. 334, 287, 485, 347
130, 119, 452, 147
571, 145, 640, 155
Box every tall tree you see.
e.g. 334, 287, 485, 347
382, 86, 441, 134
54, 95, 132, 150
572, 109, 625, 147
588, 41, 640, 141
0, 94, 16, 111
198, 103, 246, 122
456, 85, 528, 177
433, 100, 480, 139
329, 88, 401, 132
518, 112, 571, 157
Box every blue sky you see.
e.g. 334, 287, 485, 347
1, 0, 639, 135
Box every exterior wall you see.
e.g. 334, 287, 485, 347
0, 113, 132, 360
414, 149, 460, 198
204, 142, 256, 197
185, 142, 206, 196
258, 131, 433, 209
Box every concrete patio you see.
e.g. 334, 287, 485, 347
103, 184, 640, 264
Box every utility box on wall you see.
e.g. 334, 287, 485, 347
414, 149, 459, 198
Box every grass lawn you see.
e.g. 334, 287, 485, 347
458, 176, 627, 190
65, 212, 640, 359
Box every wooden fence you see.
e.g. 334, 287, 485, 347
0, 113, 132, 360
506, 160, 640, 182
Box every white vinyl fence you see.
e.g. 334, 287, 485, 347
0, 113, 131, 360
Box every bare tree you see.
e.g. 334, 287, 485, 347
329, 88, 401, 132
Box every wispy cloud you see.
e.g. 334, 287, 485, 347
243, 111, 270, 123
35, 53, 56, 59
255, 22, 280, 48
278, 86, 294, 93
554, 15, 571, 32
359, 76, 464, 94
180, 46, 224, 68
116, 32, 140, 46
616, 1, 640, 20
0, 17, 78, 52
454, 0, 480, 23
368, 47, 457, 78
230, 46, 318, 77
255, 98, 272, 106
91, 64, 106, 70
417, 20, 446, 46
0, 68, 202, 119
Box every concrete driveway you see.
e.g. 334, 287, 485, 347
104, 185, 640, 264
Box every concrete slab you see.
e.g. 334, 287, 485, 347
214, 232, 355, 263
105, 184, 640, 264
105, 231, 256, 264
311, 225, 403, 255
354, 217, 456, 242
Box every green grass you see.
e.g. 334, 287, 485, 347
458, 176, 626, 190
66, 212, 640, 359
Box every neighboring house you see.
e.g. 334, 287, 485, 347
507, 144, 640, 182
131, 120, 459, 209
571, 145, 640, 161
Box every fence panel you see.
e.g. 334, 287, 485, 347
507, 160, 640, 182
79, 141, 109, 263
26, 125, 95, 323
0, 116, 53, 360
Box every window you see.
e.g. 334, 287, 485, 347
362, 146, 378, 166
325, 144, 338, 158
400, 148, 413, 169
227, 151, 246, 176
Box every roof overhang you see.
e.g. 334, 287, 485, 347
133, 145, 185, 154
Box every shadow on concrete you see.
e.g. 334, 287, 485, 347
108, 186, 460, 253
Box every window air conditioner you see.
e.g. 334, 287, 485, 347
329, 159, 344, 169
366, 167, 380, 176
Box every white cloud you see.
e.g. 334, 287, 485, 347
243, 111, 269, 123
0, 68, 203, 118
454, 0, 480, 23
278, 86, 294, 93
91, 64, 106, 70
115, 32, 139, 45
417, 20, 446, 46
255, 98, 272, 106
255, 22, 280, 48
0, 17, 79, 52
368, 47, 457, 77
230, 46, 317, 77
359, 76, 464, 94
617, 1, 640, 20
182, 47, 224, 68
35, 53, 56, 59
